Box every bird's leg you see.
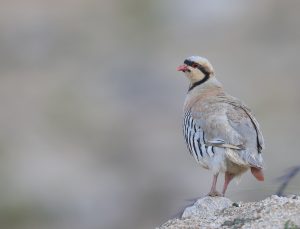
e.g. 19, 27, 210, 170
222, 172, 235, 196
207, 173, 222, 197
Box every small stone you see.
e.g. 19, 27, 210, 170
287, 194, 299, 200
232, 202, 239, 207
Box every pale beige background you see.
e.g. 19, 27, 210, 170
0, 1, 300, 228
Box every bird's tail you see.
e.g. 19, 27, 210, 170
251, 167, 264, 181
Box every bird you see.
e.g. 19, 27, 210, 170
177, 56, 265, 196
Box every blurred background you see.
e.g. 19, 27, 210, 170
0, 0, 300, 228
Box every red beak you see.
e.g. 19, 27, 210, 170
177, 65, 188, 72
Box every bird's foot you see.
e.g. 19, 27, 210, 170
207, 191, 223, 197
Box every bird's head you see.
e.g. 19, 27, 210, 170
177, 56, 214, 85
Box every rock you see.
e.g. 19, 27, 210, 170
158, 195, 300, 229
182, 196, 232, 218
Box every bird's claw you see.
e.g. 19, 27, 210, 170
207, 191, 223, 197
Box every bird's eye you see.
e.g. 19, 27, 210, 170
192, 63, 198, 68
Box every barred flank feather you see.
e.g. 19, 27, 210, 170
183, 110, 216, 165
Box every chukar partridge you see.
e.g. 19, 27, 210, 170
177, 56, 264, 196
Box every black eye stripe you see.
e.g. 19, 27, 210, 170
184, 59, 194, 67
183, 59, 210, 76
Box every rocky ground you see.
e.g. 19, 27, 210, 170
158, 195, 300, 229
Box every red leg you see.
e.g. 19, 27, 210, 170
222, 172, 235, 196
207, 173, 222, 196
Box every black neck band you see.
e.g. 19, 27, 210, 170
183, 59, 211, 92
188, 74, 210, 92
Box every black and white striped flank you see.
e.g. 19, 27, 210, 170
183, 110, 215, 163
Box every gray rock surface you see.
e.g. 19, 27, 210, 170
182, 197, 233, 219
158, 195, 300, 229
